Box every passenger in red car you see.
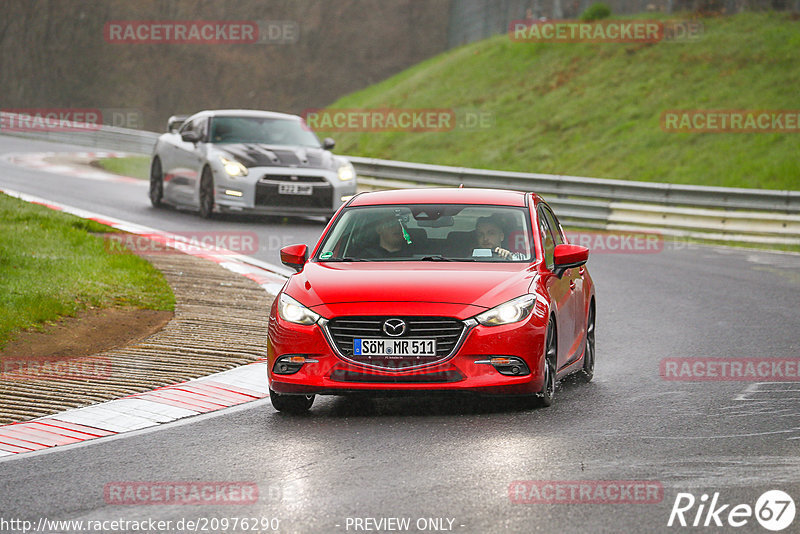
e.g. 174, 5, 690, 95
362, 215, 414, 258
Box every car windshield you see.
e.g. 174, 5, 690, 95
316, 204, 533, 262
209, 116, 321, 147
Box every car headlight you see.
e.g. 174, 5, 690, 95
337, 162, 355, 181
475, 294, 537, 326
220, 156, 248, 177
278, 293, 321, 325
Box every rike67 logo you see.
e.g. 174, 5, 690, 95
668, 490, 795, 531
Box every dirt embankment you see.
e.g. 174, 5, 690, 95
0, 250, 274, 425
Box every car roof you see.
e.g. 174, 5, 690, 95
190, 109, 302, 121
348, 188, 535, 207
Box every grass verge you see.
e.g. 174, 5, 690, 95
95, 155, 150, 180
320, 12, 800, 191
0, 193, 175, 349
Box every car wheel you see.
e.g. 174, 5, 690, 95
537, 319, 557, 407
269, 388, 314, 414
149, 158, 164, 208
575, 304, 595, 383
199, 166, 215, 219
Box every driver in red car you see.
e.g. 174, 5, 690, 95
475, 215, 523, 260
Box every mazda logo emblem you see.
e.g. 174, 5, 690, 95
382, 318, 407, 337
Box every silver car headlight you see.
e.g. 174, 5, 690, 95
336, 162, 355, 181
278, 293, 321, 325
220, 156, 248, 177
475, 294, 537, 326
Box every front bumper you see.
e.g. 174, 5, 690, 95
267, 309, 549, 397
212, 165, 357, 217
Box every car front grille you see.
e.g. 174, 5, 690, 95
255, 183, 333, 208
325, 316, 466, 370
261, 175, 328, 183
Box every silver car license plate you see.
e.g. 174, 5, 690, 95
278, 183, 313, 195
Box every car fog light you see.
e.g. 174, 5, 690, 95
475, 356, 530, 376
273, 355, 318, 375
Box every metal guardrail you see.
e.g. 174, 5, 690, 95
349, 156, 800, 214
2, 113, 798, 245
350, 157, 800, 245
0, 112, 160, 154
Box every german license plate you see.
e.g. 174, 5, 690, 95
354, 338, 437, 357
278, 183, 313, 195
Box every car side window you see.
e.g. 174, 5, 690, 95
179, 118, 195, 135
538, 208, 556, 271
194, 118, 208, 142
541, 206, 565, 246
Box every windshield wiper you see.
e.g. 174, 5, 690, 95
323, 257, 372, 262
420, 255, 454, 261
419, 255, 476, 262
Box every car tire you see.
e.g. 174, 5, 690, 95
575, 304, 595, 383
269, 388, 315, 414
149, 158, 164, 208
199, 166, 215, 219
537, 319, 557, 407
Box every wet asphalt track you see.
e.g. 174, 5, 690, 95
1, 134, 799, 534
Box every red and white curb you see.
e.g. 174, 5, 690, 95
0, 187, 291, 457
0, 361, 269, 457
0, 151, 143, 184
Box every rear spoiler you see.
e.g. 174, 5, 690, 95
167, 114, 190, 132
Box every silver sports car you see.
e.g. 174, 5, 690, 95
149, 109, 357, 218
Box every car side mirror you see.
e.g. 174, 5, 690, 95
280, 244, 309, 272
553, 243, 588, 278
181, 130, 201, 144
322, 137, 335, 150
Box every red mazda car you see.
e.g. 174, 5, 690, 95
267, 188, 595, 413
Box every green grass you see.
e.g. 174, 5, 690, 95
320, 12, 800, 191
0, 193, 175, 348
95, 155, 150, 180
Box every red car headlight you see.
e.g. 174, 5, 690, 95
474, 294, 537, 326
278, 293, 322, 325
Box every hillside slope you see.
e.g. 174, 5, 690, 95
322, 13, 800, 190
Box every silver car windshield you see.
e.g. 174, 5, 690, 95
209, 116, 321, 147
317, 204, 533, 262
